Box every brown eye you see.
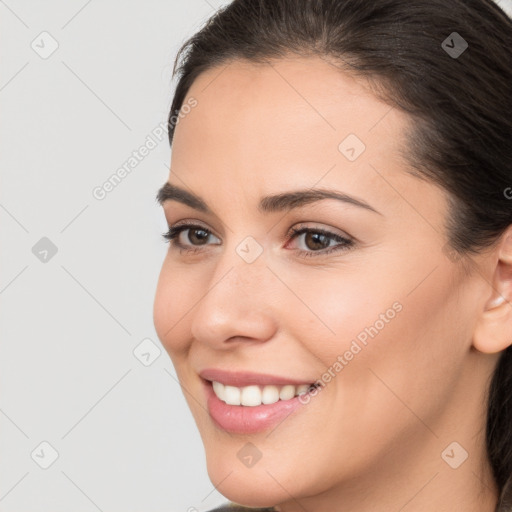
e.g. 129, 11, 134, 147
162, 223, 220, 252
186, 227, 210, 245
302, 231, 332, 251
287, 226, 355, 259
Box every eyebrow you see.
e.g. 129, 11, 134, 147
156, 182, 382, 216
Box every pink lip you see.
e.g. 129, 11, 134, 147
202, 379, 314, 434
199, 368, 315, 387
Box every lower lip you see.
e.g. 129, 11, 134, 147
204, 380, 315, 434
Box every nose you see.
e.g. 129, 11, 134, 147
189, 245, 278, 349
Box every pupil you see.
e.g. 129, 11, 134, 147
190, 229, 208, 245
307, 232, 328, 250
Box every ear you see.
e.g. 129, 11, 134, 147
473, 226, 512, 354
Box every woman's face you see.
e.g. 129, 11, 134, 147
153, 57, 494, 509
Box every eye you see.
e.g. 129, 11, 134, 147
161, 222, 220, 254
285, 225, 355, 258
161, 222, 355, 258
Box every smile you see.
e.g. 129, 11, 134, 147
211, 381, 315, 406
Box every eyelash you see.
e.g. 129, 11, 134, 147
161, 222, 355, 259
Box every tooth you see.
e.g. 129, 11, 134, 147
279, 384, 295, 401
241, 385, 262, 406
212, 381, 312, 406
296, 384, 310, 396
261, 385, 280, 404
224, 385, 241, 405
212, 381, 225, 401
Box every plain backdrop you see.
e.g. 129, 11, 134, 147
1, 1, 512, 511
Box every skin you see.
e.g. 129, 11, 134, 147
153, 56, 512, 511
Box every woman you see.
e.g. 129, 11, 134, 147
153, 1, 512, 510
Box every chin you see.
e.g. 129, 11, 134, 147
205, 453, 286, 508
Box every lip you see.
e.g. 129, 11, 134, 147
199, 368, 315, 387
202, 378, 314, 434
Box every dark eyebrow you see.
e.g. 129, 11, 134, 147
156, 182, 382, 216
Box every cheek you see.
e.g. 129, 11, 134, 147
283, 248, 460, 361
284, 258, 465, 423
276, 260, 403, 360
153, 260, 194, 357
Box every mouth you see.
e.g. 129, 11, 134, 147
209, 380, 319, 406
198, 369, 321, 434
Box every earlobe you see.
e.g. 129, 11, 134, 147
473, 296, 512, 354
472, 227, 512, 355
487, 295, 507, 309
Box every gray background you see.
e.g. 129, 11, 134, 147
1, 1, 511, 511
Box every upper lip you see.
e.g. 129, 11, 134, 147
199, 368, 315, 387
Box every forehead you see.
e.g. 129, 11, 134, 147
169, 56, 438, 219
182, 56, 397, 141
